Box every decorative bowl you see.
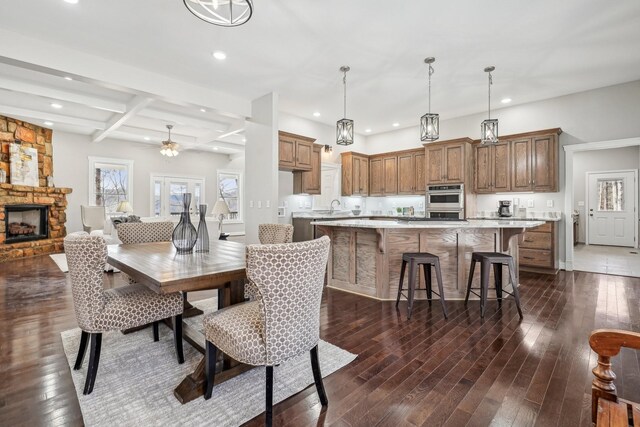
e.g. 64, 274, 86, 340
351, 210, 361, 216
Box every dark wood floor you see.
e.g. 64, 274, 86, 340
1, 256, 639, 426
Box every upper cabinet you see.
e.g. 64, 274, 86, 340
473, 128, 561, 194
425, 138, 473, 186
341, 152, 369, 196
293, 144, 322, 195
278, 131, 315, 171
397, 149, 425, 195
369, 154, 398, 196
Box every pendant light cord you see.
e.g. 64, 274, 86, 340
343, 70, 347, 118
428, 64, 434, 114
487, 71, 493, 120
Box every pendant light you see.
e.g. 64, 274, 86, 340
183, 0, 253, 27
481, 66, 499, 144
160, 125, 180, 157
336, 66, 354, 146
420, 57, 439, 142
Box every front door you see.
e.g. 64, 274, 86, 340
587, 170, 637, 247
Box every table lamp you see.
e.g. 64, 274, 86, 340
212, 199, 230, 237
116, 201, 133, 214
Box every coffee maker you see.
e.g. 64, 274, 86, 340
498, 200, 512, 217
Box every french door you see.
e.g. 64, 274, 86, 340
151, 175, 205, 217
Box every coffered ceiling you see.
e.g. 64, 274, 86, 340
0, 0, 639, 149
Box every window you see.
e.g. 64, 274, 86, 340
88, 157, 134, 214
217, 170, 242, 222
150, 175, 204, 217
597, 179, 624, 211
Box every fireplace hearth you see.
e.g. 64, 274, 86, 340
5, 204, 49, 244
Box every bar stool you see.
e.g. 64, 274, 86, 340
395, 252, 448, 319
464, 252, 523, 319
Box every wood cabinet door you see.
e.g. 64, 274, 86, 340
474, 144, 492, 193
369, 157, 384, 196
352, 156, 362, 195
341, 155, 353, 196
443, 143, 464, 183
304, 145, 322, 194
492, 142, 511, 192
397, 153, 415, 194
383, 156, 398, 194
279, 136, 296, 169
358, 156, 369, 195
414, 152, 426, 194
294, 140, 313, 170
511, 138, 532, 191
531, 135, 556, 192
425, 146, 444, 185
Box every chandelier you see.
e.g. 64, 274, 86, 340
183, 0, 253, 27
160, 125, 180, 157
336, 66, 354, 146
481, 66, 499, 144
420, 57, 439, 142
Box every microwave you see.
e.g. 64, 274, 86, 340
426, 184, 464, 209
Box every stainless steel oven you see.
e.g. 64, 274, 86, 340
425, 209, 464, 219
426, 184, 464, 209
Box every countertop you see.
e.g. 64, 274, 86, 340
313, 219, 546, 229
292, 212, 413, 220
470, 216, 562, 222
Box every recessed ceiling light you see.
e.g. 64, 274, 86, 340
200, 108, 206, 113
365, 128, 372, 133
64, 0, 79, 4
44, 121, 54, 126
501, 98, 512, 104
143, 136, 150, 141
212, 51, 227, 60
213, 147, 219, 151
50, 103, 63, 109
392, 122, 400, 127
313, 112, 321, 117
242, 138, 247, 143
64, 76, 73, 81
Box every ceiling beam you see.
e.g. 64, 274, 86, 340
115, 125, 197, 144
92, 95, 154, 143
138, 108, 230, 131
0, 76, 127, 113
0, 104, 105, 129
214, 119, 245, 141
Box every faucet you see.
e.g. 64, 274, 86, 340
329, 199, 341, 214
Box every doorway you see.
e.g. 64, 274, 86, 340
586, 170, 638, 247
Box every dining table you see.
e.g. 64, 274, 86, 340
107, 240, 249, 404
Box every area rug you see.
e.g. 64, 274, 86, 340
60, 298, 356, 426
49, 253, 69, 273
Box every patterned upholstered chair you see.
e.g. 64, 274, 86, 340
245, 223, 296, 301
115, 221, 174, 284
203, 236, 330, 426
64, 232, 184, 395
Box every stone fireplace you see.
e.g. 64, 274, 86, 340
0, 115, 72, 262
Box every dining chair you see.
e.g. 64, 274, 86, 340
203, 236, 331, 426
245, 223, 296, 300
80, 205, 106, 233
64, 232, 184, 395
115, 221, 174, 284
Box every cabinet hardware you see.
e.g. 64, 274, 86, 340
524, 239, 534, 242
522, 256, 534, 260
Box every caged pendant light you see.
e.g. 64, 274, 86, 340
183, 0, 253, 27
420, 57, 440, 142
336, 66, 354, 146
481, 66, 499, 144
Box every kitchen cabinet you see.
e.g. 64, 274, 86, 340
368, 154, 397, 195
369, 157, 384, 196
397, 149, 425, 195
519, 221, 558, 274
425, 138, 473, 185
473, 142, 511, 193
383, 156, 398, 194
293, 144, 322, 194
278, 131, 315, 171
341, 152, 369, 196
510, 130, 559, 192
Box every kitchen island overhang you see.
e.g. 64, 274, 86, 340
313, 219, 545, 301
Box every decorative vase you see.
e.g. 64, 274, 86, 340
172, 193, 197, 254
195, 204, 209, 252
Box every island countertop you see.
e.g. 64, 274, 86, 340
312, 218, 545, 229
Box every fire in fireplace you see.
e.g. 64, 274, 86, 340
5, 204, 49, 244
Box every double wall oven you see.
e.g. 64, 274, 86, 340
425, 184, 465, 219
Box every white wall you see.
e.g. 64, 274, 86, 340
572, 146, 640, 242
52, 131, 244, 234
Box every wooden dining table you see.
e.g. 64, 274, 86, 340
107, 240, 249, 404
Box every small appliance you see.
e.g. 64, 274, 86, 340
426, 184, 464, 219
498, 200, 512, 217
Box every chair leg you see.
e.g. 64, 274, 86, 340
407, 260, 417, 319
493, 263, 503, 308
464, 259, 476, 307
480, 260, 490, 318
266, 365, 274, 427
434, 259, 448, 319
204, 340, 218, 400
173, 314, 184, 364
508, 259, 524, 320
83, 333, 102, 395
74, 330, 89, 370
423, 263, 432, 305
152, 321, 159, 342
310, 345, 328, 406
396, 260, 407, 308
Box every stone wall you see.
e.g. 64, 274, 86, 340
0, 115, 71, 262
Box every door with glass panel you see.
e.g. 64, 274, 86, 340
151, 176, 204, 217
587, 170, 637, 247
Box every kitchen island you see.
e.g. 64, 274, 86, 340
314, 219, 545, 300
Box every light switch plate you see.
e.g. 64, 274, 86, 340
514, 198, 520, 206
266, 200, 270, 208
527, 199, 534, 208
578, 201, 585, 207
249, 200, 254, 208
257, 200, 262, 208
546, 200, 554, 208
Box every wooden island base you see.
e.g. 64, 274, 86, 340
316, 223, 531, 300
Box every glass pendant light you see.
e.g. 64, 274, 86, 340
481, 66, 499, 144
336, 66, 354, 146
420, 57, 439, 142
183, 0, 253, 27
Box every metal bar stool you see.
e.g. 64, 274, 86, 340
464, 252, 523, 319
395, 252, 448, 319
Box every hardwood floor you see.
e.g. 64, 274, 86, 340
1, 255, 639, 426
